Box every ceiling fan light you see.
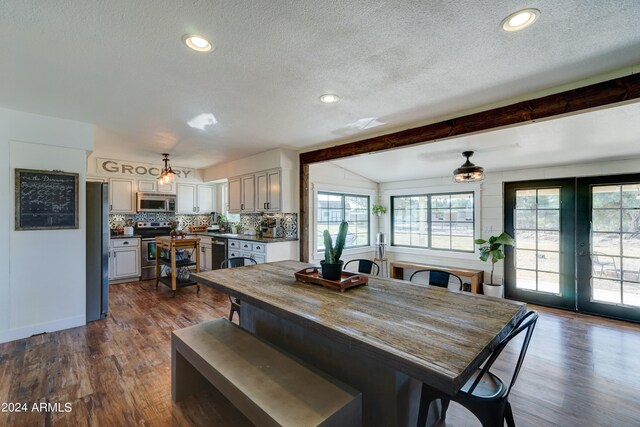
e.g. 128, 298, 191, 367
453, 151, 485, 183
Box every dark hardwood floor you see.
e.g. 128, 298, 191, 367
1, 280, 639, 426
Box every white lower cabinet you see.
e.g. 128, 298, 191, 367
109, 238, 141, 281
200, 237, 213, 271
227, 239, 294, 264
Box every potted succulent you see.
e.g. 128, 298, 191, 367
321, 221, 349, 280
474, 232, 515, 298
372, 204, 387, 216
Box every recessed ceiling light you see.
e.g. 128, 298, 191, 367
319, 94, 339, 103
501, 8, 540, 32
182, 34, 214, 52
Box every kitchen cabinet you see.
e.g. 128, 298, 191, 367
200, 236, 213, 271
256, 169, 281, 212
109, 238, 141, 282
138, 179, 175, 194
228, 177, 242, 212
177, 183, 215, 214
109, 178, 135, 213
228, 175, 255, 213
227, 238, 295, 264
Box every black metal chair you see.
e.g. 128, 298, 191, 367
416, 310, 539, 427
220, 257, 257, 321
409, 269, 463, 291
343, 259, 380, 275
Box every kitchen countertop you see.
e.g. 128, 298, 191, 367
193, 232, 298, 243
110, 234, 142, 239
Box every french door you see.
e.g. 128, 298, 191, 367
505, 175, 640, 322
504, 180, 575, 309
576, 175, 640, 322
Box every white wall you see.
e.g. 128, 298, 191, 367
309, 162, 378, 263
202, 148, 297, 181
0, 107, 93, 343
379, 157, 640, 285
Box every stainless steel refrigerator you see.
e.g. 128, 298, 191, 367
86, 182, 109, 321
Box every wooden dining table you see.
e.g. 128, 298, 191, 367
191, 260, 526, 426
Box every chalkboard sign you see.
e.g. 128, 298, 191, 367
15, 169, 79, 230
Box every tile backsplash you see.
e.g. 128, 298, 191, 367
239, 213, 298, 238
108, 212, 298, 238
109, 213, 211, 229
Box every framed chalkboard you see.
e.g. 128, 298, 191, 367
15, 169, 79, 230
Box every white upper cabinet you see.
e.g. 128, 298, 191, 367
256, 169, 282, 212
197, 185, 215, 213
138, 179, 176, 194
228, 178, 242, 212
109, 178, 135, 213
229, 175, 256, 213
241, 175, 256, 212
177, 183, 216, 214
229, 169, 285, 213
137, 180, 156, 192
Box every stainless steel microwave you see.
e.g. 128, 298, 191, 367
136, 193, 176, 212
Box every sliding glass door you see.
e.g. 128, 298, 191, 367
505, 175, 640, 322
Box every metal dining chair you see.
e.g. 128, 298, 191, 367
344, 259, 380, 275
416, 310, 539, 427
220, 257, 257, 321
409, 269, 463, 291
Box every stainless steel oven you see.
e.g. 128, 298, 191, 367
136, 222, 171, 280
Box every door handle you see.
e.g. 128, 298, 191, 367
123, 241, 129, 245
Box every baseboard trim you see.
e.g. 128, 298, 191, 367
0, 315, 86, 344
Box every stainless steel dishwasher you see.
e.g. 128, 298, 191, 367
211, 237, 227, 269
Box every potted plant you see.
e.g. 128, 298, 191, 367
474, 232, 515, 298
372, 204, 387, 216
320, 221, 349, 280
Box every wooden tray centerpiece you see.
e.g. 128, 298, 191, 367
294, 267, 368, 292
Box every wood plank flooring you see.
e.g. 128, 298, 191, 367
0, 280, 639, 426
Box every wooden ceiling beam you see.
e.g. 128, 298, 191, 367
298, 73, 640, 262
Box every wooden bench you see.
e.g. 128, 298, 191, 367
172, 318, 362, 427
390, 261, 484, 293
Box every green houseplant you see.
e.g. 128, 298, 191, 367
372, 204, 387, 216
321, 221, 349, 280
474, 232, 515, 297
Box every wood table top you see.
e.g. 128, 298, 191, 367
192, 260, 526, 395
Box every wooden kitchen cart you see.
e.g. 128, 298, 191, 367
390, 261, 484, 294
155, 236, 201, 296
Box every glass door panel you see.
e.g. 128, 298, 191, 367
514, 188, 560, 294
504, 179, 575, 308
577, 176, 640, 322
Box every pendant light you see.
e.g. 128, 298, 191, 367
158, 153, 176, 184
453, 151, 485, 183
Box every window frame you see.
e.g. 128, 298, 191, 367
312, 184, 375, 259
385, 184, 481, 258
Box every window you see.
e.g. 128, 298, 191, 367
316, 192, 370, 251
391, 192, 475, 252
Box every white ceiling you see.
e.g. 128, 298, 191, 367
330, 101, 640, 182
1, 1, 640, 168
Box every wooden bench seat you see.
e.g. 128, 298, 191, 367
172, 318, 362, 427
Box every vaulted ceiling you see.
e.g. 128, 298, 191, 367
1, 1, 640, 168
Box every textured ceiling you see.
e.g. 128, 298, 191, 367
1, 1, 640, 168
329, 101, 640, 182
